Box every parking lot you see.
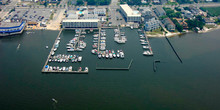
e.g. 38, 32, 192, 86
4, 8, 54, 24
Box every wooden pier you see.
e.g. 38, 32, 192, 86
97, 28, 101, 52
41, 29, 89, 73
143, 30, 154, 56
96, 59, 133, 70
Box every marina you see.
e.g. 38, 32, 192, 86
41, 29, 89, 73
2, 28, 220, 110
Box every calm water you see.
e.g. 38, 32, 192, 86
0, 28, 220, 110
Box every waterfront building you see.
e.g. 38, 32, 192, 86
120, 4, 141, 23
203, 18, 215, 25
162, 18, 175, 32
154, 6, 166, 17
139, 7, 152, 17
62, 19, 100, 28
0, 21, 26, 36
144, 15, 160, 31
94, 8, 106, 16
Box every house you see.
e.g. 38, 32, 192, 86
144, 15, 160, 31
160, 0, 167, 5
173, 18, 188, 29
203, 18, 215, 25
139, 7, 152, 17
162, 18, 175, 31
154, 6, 166, 17
184, 10, 193, 19
152, 0, 160, 4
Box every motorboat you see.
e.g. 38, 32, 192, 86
78, 56, 82, 62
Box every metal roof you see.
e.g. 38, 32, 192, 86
120, 4, 141, 17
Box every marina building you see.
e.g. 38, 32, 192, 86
0, 21, 26, 36
120, 4, 141, 23
62, 19, 100, 28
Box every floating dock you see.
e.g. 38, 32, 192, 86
144, 31, 153, 55
96, 59, 133, 70
41, 29, 89, 74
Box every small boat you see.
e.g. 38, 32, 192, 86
78, 56, 82, 62
84, 67, 88, 72
78, 67, 82, 72
52, 98, 58, 103
106, 54, 109, 59
46, 46, 48, 49
117, 53, 120, 58
98, 54, 102, 58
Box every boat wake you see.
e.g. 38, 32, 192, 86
16, 44, 20, 51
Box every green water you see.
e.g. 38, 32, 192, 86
0, 28, 220, 110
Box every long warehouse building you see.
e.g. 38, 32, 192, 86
120, 4, 141, 23
62, 19, 100, 29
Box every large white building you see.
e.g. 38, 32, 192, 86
120, 4, 141, 23
62, 19, 100, 28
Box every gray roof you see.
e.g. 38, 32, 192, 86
0, 22, 22, 27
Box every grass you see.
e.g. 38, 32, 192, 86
200, 7, 220, 16
146, 28, 163, 35
50, 13, 54, 20
166, 2, 178, 6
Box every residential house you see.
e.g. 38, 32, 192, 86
162, 18, 175, 31
154, 6, 166, 17
203, 18, 215, 25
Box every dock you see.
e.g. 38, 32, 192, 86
143, 30, 154, 56
96, 59, 133, 70
97, 28, 101, 52
41, 29, 89, 73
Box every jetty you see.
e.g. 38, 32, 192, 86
153, 60, 160, 72
41, 29, 89, 73
165, 36, 182, 63
96, 59, 133, 70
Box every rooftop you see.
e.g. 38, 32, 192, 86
63, 19, 99, 22
120, 4, 141, 17
0, 22, 22, 27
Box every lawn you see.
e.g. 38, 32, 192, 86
200, 7, 220, 16
146, 28, 164, 35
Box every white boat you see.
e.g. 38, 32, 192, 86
120, 52, 124, 58
98, 54, 102, 58
117, 53, 120, 58
46, 46, 48, 49
109, 53, 113, 59
52, 98, 58, 103
78, 56, 82, 62
130, 26, 133, 29
67, 48, 75, 52
84, 67, 88, 72
106, 54, 109, 59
